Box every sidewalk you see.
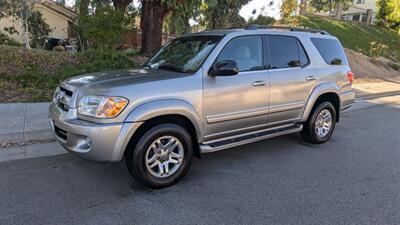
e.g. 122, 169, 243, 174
0, 80, 399, 162
0, 102, 53, 147
0, 102, 65, 162
353, 81, 400, 99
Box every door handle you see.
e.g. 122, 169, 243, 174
252, 81, 266, 87
305, 76, 316, 81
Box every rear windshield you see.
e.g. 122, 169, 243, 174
311, 38, 348, 65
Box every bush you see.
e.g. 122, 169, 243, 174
79, 48, 137, 72
0, 32, 22, 47
80, 6, 127, 49
28, 11, 52, 48
0, 46, 140, 102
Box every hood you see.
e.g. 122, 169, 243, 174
62, 68, 190, 89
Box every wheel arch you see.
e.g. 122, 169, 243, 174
302, 83, 341, 122
122, 99, 202, 159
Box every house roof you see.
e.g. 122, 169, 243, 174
31, 0, 77, 21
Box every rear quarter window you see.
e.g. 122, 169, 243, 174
311, 38, 348, 65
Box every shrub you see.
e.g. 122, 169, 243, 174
81, 6, 127, 49
80, 48, 137, 72
0, 32, 22, 47
28, 11, 52, 48
0, 46, 140, 102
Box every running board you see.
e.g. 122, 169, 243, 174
199, 123, 303, 153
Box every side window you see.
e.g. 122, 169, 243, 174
311, 38, 348, 65
297, 40, 309, 67
217, 36, 263, 72
269, 35, 307, 69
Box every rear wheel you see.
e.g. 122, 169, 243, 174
126, 123, 193, 189
301, 102, 336, 144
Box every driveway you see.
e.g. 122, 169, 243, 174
1, 97, 399, 225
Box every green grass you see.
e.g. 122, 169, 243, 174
297, 16, 400, 61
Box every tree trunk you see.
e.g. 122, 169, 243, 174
21, 12, 30, 49
335, 2, 343, 19
140, 0, 169, 55
300, 0, 307, 15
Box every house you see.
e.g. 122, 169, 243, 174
342, 0, 377, 23
0, 0, 77, 43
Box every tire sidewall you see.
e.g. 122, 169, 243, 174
309, 102, 336, 143
131, 124, 193, 188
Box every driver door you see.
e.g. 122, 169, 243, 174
203, 35, 270, 141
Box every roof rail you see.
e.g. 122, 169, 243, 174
245, 25, 330, 35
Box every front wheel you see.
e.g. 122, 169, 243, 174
301, 102, 337, 144
126, 123, 193, 189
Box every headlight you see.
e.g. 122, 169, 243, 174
78, 96, 128, 118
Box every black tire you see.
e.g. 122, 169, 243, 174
301, 102, 337, 144
125, 123, 193, 189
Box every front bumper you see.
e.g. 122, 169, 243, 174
340, 90, 356, 111
49, 102, 143, 162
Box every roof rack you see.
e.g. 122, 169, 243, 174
245, 25, 330, 35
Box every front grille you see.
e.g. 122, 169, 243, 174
54, 125, 67, 141
56, 86, 73, 111
60, 86, 73, 97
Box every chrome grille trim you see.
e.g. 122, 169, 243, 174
56, 86, 73, 111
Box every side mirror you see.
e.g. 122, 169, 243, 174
330, 58, 342, 65
288, 60, 301, 67
209, 60, 239, 77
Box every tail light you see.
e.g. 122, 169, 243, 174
347, 71, 354, 84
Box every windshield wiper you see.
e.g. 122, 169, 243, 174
158, 63, 185, 73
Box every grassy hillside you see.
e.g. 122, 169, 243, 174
297, 16, 400, 61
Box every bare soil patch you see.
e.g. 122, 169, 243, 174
345, 49, 400, 84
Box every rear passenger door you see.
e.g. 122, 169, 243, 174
266, 35, 317, 126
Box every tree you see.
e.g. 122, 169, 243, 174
28, 11, 52, 48
112, 0, 132, 11
280, 0, 297, 22
139, 0, 184, 55
73, 0, 91, 51
248, 6, 276, 25
248, 15, 276, 25
166, 0, 202, 35
200, 0, 250, 29
377, 0, 400, 33
300, 0, 307, 15
56, 0, 66, 6
309, 0, 352, 16
0, 0, 32, 49
83, 6, 127, 49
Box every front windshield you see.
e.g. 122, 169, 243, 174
144, 36, 222, 73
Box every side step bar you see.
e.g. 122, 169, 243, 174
200, 123, 303, 153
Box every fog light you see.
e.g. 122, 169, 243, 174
85, 137, 92, 148
80, 136, 92, 149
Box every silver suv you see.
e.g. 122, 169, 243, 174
49, 26, 355, 188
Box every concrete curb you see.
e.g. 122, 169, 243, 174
0, 102, 53, 147
0, 142, 66, 162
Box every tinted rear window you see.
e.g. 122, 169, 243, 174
311, 38, 348, 65
268, 35, 309, 69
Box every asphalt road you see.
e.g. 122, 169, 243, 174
1, 98, 399, 225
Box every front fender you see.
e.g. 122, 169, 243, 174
125, 99, 203, 141
301, 82, 340, 121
